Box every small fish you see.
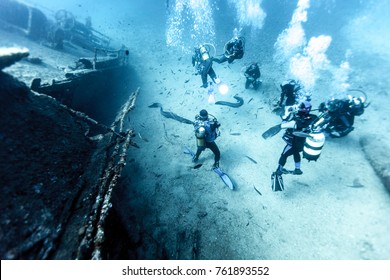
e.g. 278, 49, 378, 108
248, 97, 253, 103
184, 79, 190, 83
245, 155, 257, 164
348, 178, 364, 188
193, 164, 203, 169
138, 132, 148, 142
230, 132, 241, 136
148, 102, 162, 108
254, 186, 262, 196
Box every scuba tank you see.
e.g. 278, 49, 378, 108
303, 132, 325, 161
199, 45, 209, 61
195, 126, 206, 147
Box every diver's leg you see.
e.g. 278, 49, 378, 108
208, 66, 217, 82
207, 141, 220, 167
293, 148, 301, 163
245, 79, 251, 89
212, 55, 227, 64
201, 61, 212, 87
194, 146, 204, 162
292, 145, 303, 175
200, 68, 208, 88
278, 144, 293, 173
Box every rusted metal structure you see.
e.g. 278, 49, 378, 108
30, 47, 129, 108
0, 0, 112, 51
1, 0, 130, 122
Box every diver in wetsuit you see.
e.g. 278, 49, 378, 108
276, 101, 318, 176
192, 109, 221, 168
271, 101, 318, 191
317, 94, 366, 138
192, 44, 220, 88
244, 62, 261, 90
277, 79, 312, 119
213, 36, 245, 64
279, 79, 301, 107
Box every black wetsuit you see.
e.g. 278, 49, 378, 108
319, 99, 361, 138
278, 112, 317, 167
280, 82, 299, 106
213, 38, 244, 64
244, 64, 261, 89
192, 48, 217, 88
193, 117, 221, 164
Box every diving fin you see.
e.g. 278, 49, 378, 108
271, 172, 284, 192
262, 124, 282, 139
213, 167, 234, 190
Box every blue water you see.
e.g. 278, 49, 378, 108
11, 0, 390, 260
27, 0, 390, 93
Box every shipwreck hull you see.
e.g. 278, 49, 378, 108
0, 0, 48, 40
30, 50, 131, 124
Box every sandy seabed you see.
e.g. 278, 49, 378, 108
114, 18, 390, 260
2, 5, 389, 259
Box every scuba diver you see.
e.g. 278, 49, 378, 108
192, 109, 221, 168
275, 79, 311, 119
315, 91, 367, 138
244, 62, 261, 90
271, 101, 318, 191
213, 35, 245, 64
192, 44, 220, 88
279, 79, 301, 107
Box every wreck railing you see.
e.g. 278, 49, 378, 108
93, 47, 129, 70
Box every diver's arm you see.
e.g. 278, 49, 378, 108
224, 41, 234, 56
281, 120, 296, 129
244, 68, 251, 78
